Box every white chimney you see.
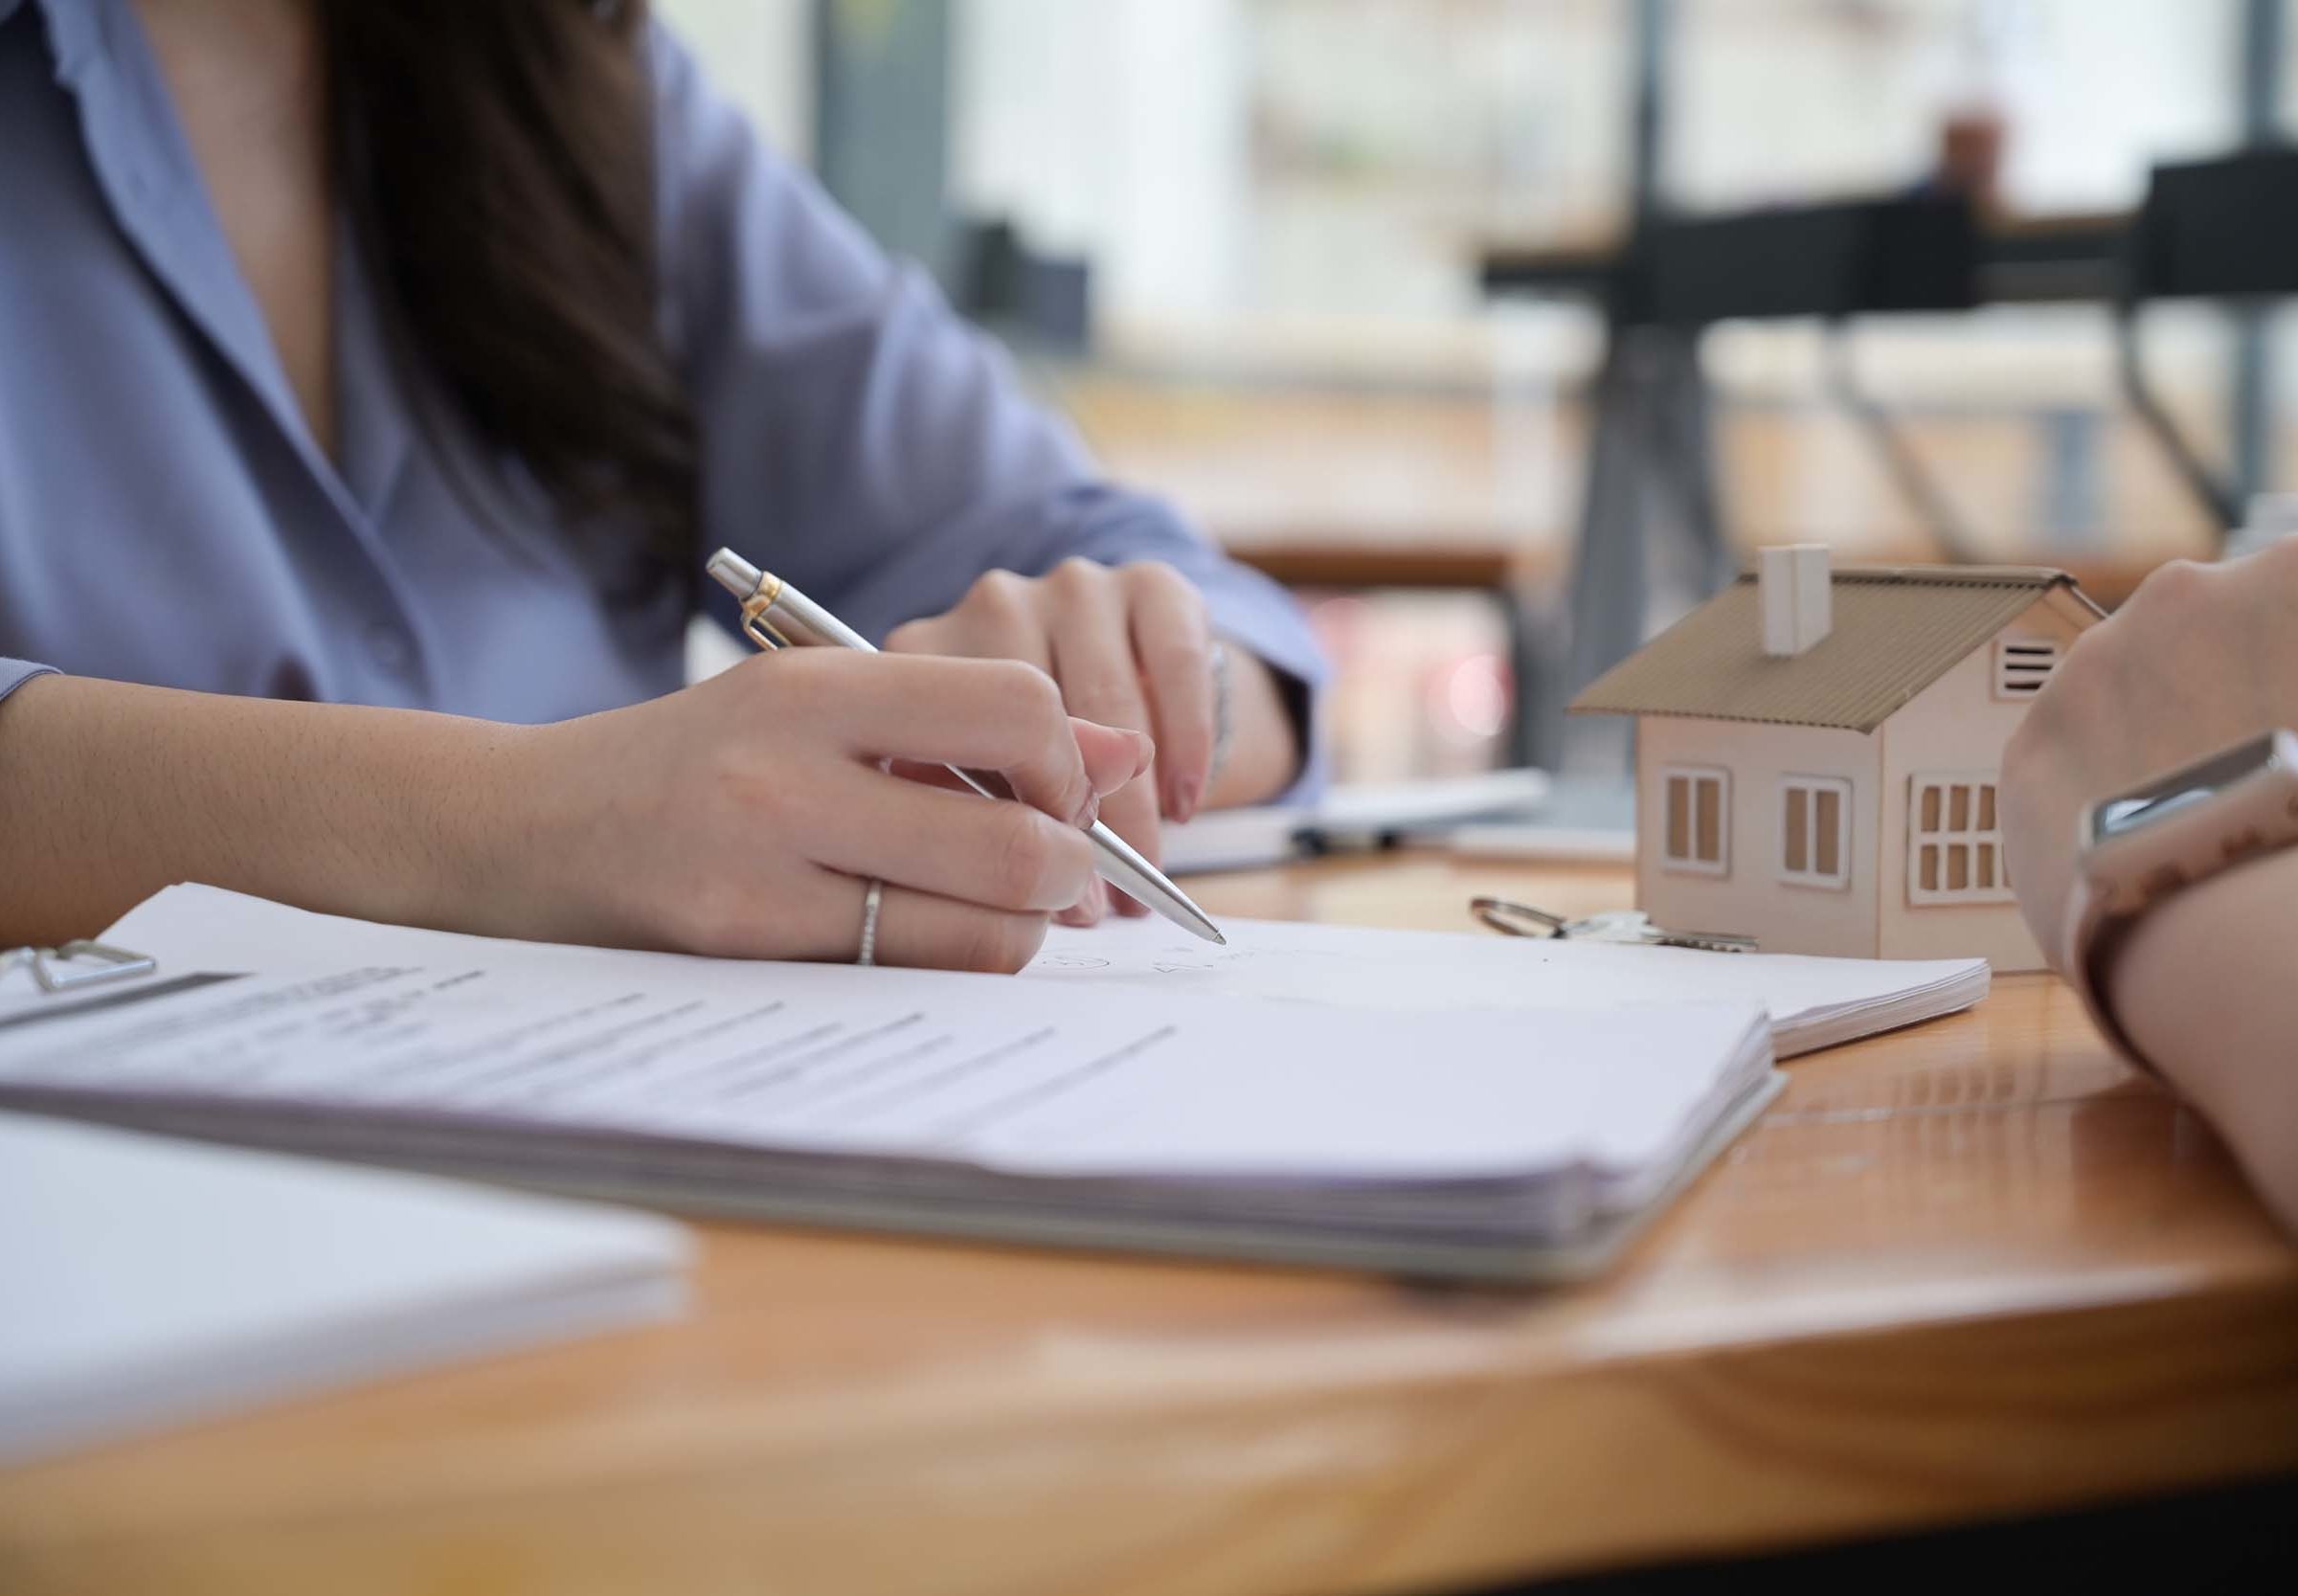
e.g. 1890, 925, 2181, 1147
1760, 544, 1833, 658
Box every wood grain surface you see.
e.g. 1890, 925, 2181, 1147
5, 853, 2295, 1596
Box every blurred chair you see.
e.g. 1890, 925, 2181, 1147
2115, 147, 2298, 539
1548, 195, 1984, 773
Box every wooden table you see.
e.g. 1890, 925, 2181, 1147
7, 855, 2298, 1596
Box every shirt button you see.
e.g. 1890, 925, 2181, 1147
367, 623, 413, 674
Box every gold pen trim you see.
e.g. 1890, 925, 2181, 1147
737, 572, 788, 651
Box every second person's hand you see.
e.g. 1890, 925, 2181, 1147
887, 558, 1217, 924
2001, 541, 2298, 969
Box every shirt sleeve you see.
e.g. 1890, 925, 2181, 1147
1, 659, 56, 708
645, 25, 1326, 793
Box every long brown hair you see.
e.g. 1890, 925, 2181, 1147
321, 0, 697, 567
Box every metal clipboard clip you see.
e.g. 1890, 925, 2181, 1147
0, 940, 159, 995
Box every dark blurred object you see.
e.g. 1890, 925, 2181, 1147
1643, 195, 1978, 325
1480, 193, 1984, 327
953, 217, 1093, 351
2113, 147, 2298, 536
1481, 1469, 2298, 1596
1926, 105, 2008, 213
2128, 147, 2298, 300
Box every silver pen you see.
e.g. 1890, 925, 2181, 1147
707, 548, 1227, 946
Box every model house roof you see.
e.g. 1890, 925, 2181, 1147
1569, 565, 2098, 732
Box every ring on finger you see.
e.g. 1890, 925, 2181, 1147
856, 877, 884, 967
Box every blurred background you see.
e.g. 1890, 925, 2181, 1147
663, 0, 2295, 786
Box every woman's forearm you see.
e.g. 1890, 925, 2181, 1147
2113, 848, 2298, 1232
0, 654, 1163, 973
0, 674, 529, 947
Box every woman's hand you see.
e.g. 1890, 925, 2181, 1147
886, 558, 1300, 923
519, 650, 1152, 970
2000, 542, 2298, 969
0, 654, 1150, 974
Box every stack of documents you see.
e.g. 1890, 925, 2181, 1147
0, 887, 1792, 1282
0, 1112, 688, 1465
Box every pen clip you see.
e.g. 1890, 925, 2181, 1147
741, 610, 792, 651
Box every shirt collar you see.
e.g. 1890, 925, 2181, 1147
30, 0, 374, 534
22, 0, 99, 86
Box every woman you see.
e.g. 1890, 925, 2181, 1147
0, 0, 1320, 970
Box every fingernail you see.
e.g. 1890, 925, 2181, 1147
1075, 791, 1101, 830
1092, 742, 1141, 798
1058, 882, 1105, 927
1131, 733, 1156, 778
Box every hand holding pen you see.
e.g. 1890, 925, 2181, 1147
709, 550, 1227, 949
516, 639, 1162, 970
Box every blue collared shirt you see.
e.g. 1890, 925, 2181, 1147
0, 0, 1321, 776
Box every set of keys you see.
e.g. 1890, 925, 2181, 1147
1470, 897, 1759, 955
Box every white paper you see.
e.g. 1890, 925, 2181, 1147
0, 1112, 688, 1465
0, 886, 1775, 1185
1028, 916, 1987, 1057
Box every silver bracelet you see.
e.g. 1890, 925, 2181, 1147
1208, 641, 1235, 784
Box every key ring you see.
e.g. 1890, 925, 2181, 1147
1471, 897, 1570, 938
1469, 898, 1758, 953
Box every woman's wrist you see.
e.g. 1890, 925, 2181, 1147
2111, 848, 2298, 1229
1204, 646, 1305, 809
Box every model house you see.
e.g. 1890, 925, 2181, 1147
1570, 549, 2104, 970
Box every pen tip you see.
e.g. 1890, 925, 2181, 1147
1208, 928, 1228, 946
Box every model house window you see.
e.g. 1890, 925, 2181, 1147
1780, 776, 1851, 889
1659, 766, 1729, 876
1994, 639, 2059, 699
1908, 774, 2014, 905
